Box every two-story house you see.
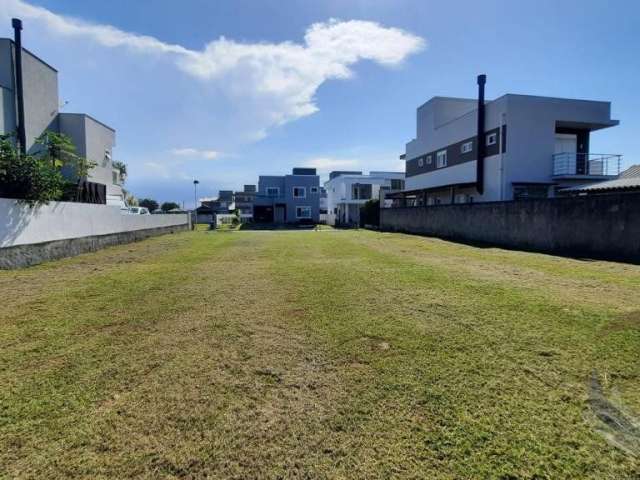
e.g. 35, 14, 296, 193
398, 76, 621, 206
324, 171, 405, 226
254, 168, 320, 223
0, 28, 123, 202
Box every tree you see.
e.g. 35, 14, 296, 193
113, 160, 127, 183
0, 132, 93, 205
161, 201, 180, 212
139, 198, 159, 212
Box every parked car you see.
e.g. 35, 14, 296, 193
128, 207, 150, 215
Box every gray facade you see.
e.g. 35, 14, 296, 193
403, 94, 620, 204
255, 168, 320, 223
0, 38, 123, 199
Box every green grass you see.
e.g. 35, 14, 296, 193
1, 229, 640, 479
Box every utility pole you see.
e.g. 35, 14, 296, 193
12, 18, 26, 155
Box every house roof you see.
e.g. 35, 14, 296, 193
562, 164, 640, 192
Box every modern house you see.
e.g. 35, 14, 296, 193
324, 171, 405, 226
254, 168, 320, 223
396, 76, 621, 206
0, 25, 123, 202
235, 185, 256, 216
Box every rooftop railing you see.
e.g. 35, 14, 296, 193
552, 153, 622, 177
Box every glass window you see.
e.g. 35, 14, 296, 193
426, 155, 432, 165
296, 206, 312, 218
112, 171, 118, 184
461, 141, 473, 154
310, 186, 319, 194
293, 187, 306, 198
486, 133, 497, 146
436, 150, 447, 168
418, 157, 424, 167
266, 187, 279, 197
390, 179, 404, 190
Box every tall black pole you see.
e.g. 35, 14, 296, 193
12, 18, 27, 155
476, 74, 486, 195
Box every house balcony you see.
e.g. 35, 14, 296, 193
552, 153, 622, 179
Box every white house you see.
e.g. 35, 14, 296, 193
397, 76, 621, 206
324, 171, 405, 226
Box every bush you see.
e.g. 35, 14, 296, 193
0, 133, 88, 204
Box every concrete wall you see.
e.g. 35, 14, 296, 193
0, 198, 189, 267
380, 193, 640, 263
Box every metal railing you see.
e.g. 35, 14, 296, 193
552, 153, 622, 176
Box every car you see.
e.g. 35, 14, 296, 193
128, 206, 150, 215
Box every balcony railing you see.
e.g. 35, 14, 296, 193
552, 153, 622, 177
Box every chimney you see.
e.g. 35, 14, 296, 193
476, 74, 486, 195
12, 18, 26, 155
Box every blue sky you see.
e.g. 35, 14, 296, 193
1, 0, 639, 206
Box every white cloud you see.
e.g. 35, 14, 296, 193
2, 0, 426, 137
170, 148, 220, 160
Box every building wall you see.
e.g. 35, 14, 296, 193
283, 174, 320, 222
58, 113, 121, 198
324, 172, 405, 225
380, 193, 640, 263
0, 40, 59, 152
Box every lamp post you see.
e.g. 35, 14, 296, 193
193, 179, 199, 227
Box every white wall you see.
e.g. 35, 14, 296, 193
0, 198, 188, 247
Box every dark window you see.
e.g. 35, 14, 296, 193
352, 183, 372, 200
390, 179, 404, 190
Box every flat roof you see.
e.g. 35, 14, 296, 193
59, 112, 115, 132
1, 38, 58, 73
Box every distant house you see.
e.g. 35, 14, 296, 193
234, 185, 256, 216
253, 168, 320, 223
0, 37, 124, 202
561, 164, 640, 195
324, 171, 405, 226
395, 78, 622, 206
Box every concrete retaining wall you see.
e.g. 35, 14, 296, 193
380, 193, 640, 263
0, 198, 190, 268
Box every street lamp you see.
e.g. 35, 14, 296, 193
193, 179, 199, 227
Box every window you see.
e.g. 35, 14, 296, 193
486, 132, 497, 146
103, 149, 111, 167
426, 155, 432, 165
266, 187, 279, 197
418, 157, 424, 167
310, 186, 319, 194
333, 207, 337, 214
461, 141, 473, 154
352, 183, 372, 200
293, 186, 306, 198
112, 171, 119, 184
436, 150, 447, 168
390, 179, 405, 190
296, 206, 312, 218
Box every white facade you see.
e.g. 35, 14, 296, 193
403, 94, 620, 203
324, 171, 405, 225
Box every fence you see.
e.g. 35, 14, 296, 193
380, 193, 640, 263
0, 198, 189, 267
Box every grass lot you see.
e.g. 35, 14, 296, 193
1, 229, 640, 479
